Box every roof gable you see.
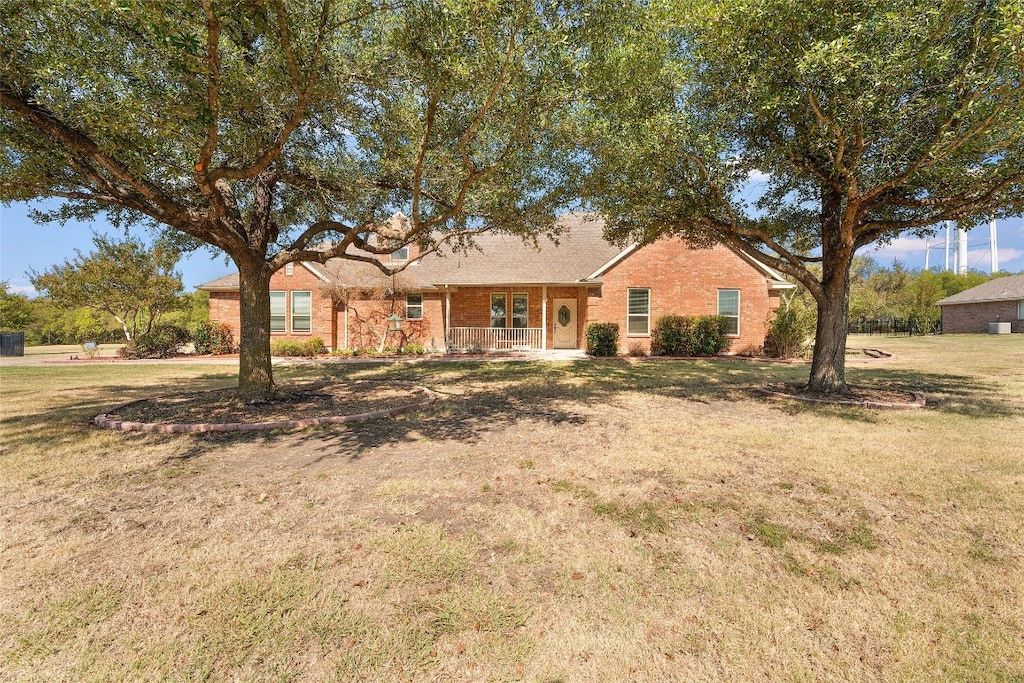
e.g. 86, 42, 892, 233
936, 274, 1024, 306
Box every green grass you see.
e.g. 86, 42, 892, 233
1, 334, 1022, 681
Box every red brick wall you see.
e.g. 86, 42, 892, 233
941, 301, 1024, 334
341, 291, 447, 351
588, 240, 779, 354
208, 291, 241, 345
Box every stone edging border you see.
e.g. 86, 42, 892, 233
755, 385, 926, 410
93, 383, 438, 433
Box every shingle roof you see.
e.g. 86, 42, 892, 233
196, 213, 792, 292
936, 274, 1024, 306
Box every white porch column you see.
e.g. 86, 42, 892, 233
445, 286, 451, 350
541, 286, 547, 351
342, 290, 349, 350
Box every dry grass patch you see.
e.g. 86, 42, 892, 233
1, 335, 1022, 681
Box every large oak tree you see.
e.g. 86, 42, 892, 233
2, 0, 584, 400
582, 0, 1024, 393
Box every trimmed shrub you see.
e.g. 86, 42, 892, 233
306, 337, 327, 355
271, 337, 327, 357
402, 342, 425, 355
692, 316, 729, 356
585, 322, 619, 357
190, 320, 235, 355
119, 324, 190, 359
652, 315, 729, 356
651, 316, 692, 356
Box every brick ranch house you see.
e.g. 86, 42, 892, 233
936, 274, 1024, 333
198, 214, 794, 355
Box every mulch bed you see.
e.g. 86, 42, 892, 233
758, 382, 926, 409
107, 380, 427, 425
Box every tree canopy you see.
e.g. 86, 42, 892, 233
29, 234, 183, 340
582, 0, 1024, 392
2, 0, 586, 400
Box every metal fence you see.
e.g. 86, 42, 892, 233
849, 318, 939, 336
0, 332, 25, 357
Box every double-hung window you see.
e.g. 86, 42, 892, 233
406, 293, 423, 320
511, 293, 528, 328
1018, 300, 1024, 320
291, 291, 312, 333
270, 291, 286, 333
490, 293, 507, 328
627, 288, 650, 335
718, 289, 740, 336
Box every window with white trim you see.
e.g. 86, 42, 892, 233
718, 289, 740, 336
1018, 300, 1024, 319
406, 293, 423, 320
285, 262, 294, 275
490, 293, 507, 328
391, 245, 409, 261
627, 288, 650, 335
291, 291, 312, 333
512, 293, 528, 328
270, 291, 286, 333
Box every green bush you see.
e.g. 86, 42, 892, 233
402, 342, 425, 355
652, 315, 729, 356
765, 300, 814, 358
119, 324, 190, 359
270, 337, 327, 357
190, 320, 235, 354
306, 337, 327, 355
585, 322, 619, 357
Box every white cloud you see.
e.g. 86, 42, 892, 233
866, 237, 928, 258
746, 169, 771, 182
5, 283, 37, 296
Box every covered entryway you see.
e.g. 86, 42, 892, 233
552, 299, 577, 349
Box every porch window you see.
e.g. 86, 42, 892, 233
406, 293, 423, 320
627, 288, 650, 335
490, 293, 507, 328
718, 289, 740, 336
512, 293, 528, 328
291, 291, 312, 333
270, 291, 286, 333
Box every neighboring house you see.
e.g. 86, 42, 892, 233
936, 274, 1024, 333
198, 214, 794, 355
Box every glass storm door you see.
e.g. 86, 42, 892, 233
553, 299, 577, 349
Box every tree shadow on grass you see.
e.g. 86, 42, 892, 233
847, 366, 1023, 419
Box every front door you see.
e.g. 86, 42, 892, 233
553, 299, 577, 349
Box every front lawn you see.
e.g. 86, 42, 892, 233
1, 334, 1022, 681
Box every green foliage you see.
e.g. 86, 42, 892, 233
580, 0, 1024, 391
2, 0, 590, 399
189, 320, 235, 355
0, 282, 33, 331
28, 235, 183, 341
585, 322, 619, 357
651, 315, 729, 357
765, 293, 815, 359
271, 338, 326, 358
119, 324, 189, 359
401, 342, 425, 355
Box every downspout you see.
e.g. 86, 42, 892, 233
445, 285, 451, 352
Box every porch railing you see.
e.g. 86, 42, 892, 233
447, 327, 543, 351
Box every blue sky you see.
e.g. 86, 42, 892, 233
2, 199, 1022, 296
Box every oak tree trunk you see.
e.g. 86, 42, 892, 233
807, 187, 853, 395
236, 259, 276, 402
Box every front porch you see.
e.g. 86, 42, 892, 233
446, 326, 544, 352
441, 285, 591, 352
